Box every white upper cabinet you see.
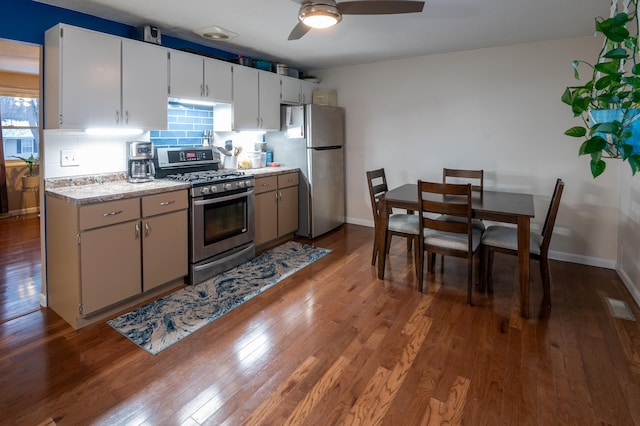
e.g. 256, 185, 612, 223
232, 66, 280, 130
169, 49, 232, 103
281, 76, 318, 105
121, 39, 169, 130
44, 23, 168, 130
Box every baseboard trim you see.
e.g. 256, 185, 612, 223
617, 267, 640, 309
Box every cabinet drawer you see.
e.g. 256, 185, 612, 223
79, 198, 140, 231
255, 176, 278, 194
278, 172, 299, 189
142, 190, 188, 217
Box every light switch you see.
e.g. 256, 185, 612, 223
61, 150, 79, 167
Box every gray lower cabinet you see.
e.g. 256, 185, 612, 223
254, 172, 299, 248
46, 190, 188, 329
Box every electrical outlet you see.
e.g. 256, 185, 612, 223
60, 149, 79, 167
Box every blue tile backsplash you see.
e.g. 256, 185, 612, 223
150, 102, 213, 147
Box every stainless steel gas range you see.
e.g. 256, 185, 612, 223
155, 147, 255, 285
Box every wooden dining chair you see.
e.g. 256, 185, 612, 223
366, 168, 420, 268
416, 180, 483, 304
481, 178, 565, 308
439, 168, 485, 231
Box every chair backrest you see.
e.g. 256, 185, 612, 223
418, 180, 473, 250
540, 178, 565, 254
443, 168, 484, 194
366, 168, 389, 224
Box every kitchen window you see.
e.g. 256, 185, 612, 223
0, 96, 40, 160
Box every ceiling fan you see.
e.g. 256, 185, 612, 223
288, 0, 425, 40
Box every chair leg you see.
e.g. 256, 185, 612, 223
414, 236, 420, 279
371, 230, 379, 266
540, 256, 551, 308
482, 248, 495, 293
406, 237, 413, 252
428, 253, 436, 272
385, 234, 392, 254
417, 249, 424, 293
467, 255, 473, 306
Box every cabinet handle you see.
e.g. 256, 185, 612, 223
144, 222, 151, 237
125, 110, 130, 124
200, 84, 204, 97
115, 110, 120, 124
205, 84, 209, 97
159, 200, 175, 206
103, 210, 123, 217
135, 223, 140, 238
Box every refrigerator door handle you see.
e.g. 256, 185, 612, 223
309, 146, 343, 150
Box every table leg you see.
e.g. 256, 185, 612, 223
517, 216, 530, 319
377, 200, 389, 279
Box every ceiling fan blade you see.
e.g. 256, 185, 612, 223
339, 0, 425, 15
288, 22, 312, 40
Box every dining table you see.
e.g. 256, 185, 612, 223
377, 183, 535, 318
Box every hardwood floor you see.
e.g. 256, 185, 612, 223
1, 223, 639, 425
0, 214, 41, 323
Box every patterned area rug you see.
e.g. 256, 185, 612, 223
107, 241, 330, 355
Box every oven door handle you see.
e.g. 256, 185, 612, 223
193, 189, 254, 206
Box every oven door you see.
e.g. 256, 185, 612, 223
191, 188, 255, 263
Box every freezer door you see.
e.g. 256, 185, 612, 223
306, 104, 344, 148
307, 146, 345, 238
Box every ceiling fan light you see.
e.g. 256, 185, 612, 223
299, 4, 342, 29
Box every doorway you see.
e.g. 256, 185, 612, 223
0, 38, 42, 322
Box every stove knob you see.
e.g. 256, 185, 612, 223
245, 180, 254, 187
210, 185, 218, 193
200, 187, 210, 195
237, 181, 245, 188
224, 183, 232, 191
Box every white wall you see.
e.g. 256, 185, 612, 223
43, 130, 150, 178
618, 166, 640, 306
317, 36, 622, 268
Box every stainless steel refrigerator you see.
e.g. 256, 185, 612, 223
265, 104, 345, 238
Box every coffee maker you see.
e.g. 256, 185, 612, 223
126, 141, 155, 182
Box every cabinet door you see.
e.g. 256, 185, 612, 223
59, 25, 121, 128
80, 221, 141, 316
232, 65, 260, 129
281, 76, 301, 105
142, 210, 188, 291
278, 185, 299, 237
122, 39, 169, 130
169, 49, 204, 100
204, 58, 232, 103
259, 71, 281, 130
255, 191, 278, 246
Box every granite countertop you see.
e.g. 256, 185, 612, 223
45, 167, 299, 205
45, 173, 190, 205
246, 166, 299, 178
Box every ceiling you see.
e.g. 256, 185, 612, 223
31, 0, 610, 71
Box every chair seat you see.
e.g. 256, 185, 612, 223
481, 225, 543, 255
424, 228, 483, 252
436, 214, 486, 231
389, 213, 420, 235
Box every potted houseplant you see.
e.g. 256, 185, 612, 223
11, 154, 39, 189
562, 0, 640, 177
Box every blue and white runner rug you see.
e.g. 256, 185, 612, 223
107, 241, 330, 355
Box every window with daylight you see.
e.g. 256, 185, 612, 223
1, 96, 40, 160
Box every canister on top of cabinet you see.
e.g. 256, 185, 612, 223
313, 89, 337, 106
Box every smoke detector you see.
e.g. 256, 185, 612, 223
194, 25, 238, 41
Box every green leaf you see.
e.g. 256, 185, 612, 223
590, 159, 606, 177
628, 154, 640, 175
604, 47, 629, 59
592, 121, 620, 134
594, 61, 621, 75
565, 126, 587, 137
595, 74, 615, 90
620, 143, 635, 159
579, 136, 607, 155
561, 87, 573, 105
